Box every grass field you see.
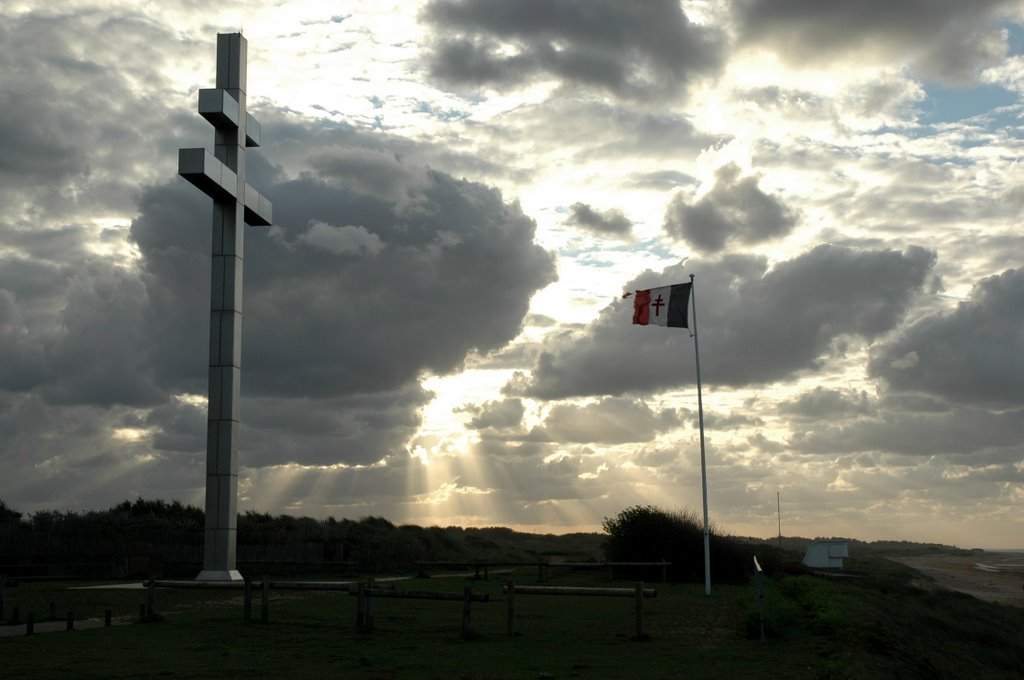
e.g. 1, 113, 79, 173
1, 556, 1022, 679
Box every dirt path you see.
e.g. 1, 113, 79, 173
891, 551, 1024, 607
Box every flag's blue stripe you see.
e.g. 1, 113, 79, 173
667, 283, 691, 328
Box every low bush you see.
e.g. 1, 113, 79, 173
601, 504, 783, 583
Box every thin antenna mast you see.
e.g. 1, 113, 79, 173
777, 490, 782, 551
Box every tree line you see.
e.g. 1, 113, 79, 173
1, 498, 781, 583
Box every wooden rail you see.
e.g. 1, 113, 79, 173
503, 580, 655, 639
505, 585, 656, 597
150, 577, 486, 638
350, 584, 487, 637
548, 562, 670, 582
413, 560, 671, 582
413, 561, 545, 581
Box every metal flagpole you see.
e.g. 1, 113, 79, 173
689, 273, 711, 596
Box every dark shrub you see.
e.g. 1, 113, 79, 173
602, 505, 774, 584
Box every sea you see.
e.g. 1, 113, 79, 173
974, 548, 1024, 574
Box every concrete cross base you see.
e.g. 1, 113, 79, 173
195, 569, 244, 582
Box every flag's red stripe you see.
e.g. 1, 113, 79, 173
632, 289, 650, 325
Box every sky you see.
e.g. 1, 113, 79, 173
1, 0, 1022, 549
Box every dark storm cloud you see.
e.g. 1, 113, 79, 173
240, 386, 429, 467
565, 203, 633, 237
513, 244, 935, 399
733, 0, 1014, 83
528, 397, 681, 444
663, 163, 799, 253
143, 399, 206, 454
0, 11, 204, 218
0, 290, 46, 392
422, 0, 725, 101
307, 148, 429, 203
789, 405, 1024, 456
779, 387, 874, 420
0, 6, 201, 420
0, 223, 166, 406
123, 143, 556, 466
42, 262, 163, 406
868, 268, 1024, 407
129, 154, 557, 401
0, 391, 205, 513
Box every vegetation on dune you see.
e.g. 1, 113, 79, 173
601, 504, 786, 583
0, 499, 604, 577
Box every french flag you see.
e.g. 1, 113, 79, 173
629, 282, 691, 327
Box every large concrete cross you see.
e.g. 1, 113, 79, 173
178, 33, 272, 581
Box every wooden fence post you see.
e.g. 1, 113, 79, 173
634, 582, 645, 640
365, 578, 374, 632
362, 577, 374, 630
66, 611, 74, 631
461, 587, 472, 639
26, 612, 34, 636
243, 577, 252, 622
506, 579, 515, 636
261, 575, 270, 624
104, 609, 112, 627
49, 602, 56, 621
12, 605, 19, 625
355, 583, 366, 632
147, 575, 156, 620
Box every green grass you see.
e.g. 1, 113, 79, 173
2, 560, 1022, 679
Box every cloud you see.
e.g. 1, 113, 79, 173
868, 268, 1024, 407
299, 221, 384, 257
565, 202, 633, 237
513, 244, 935, 398
466, 98, 723, 176
663, 163, 799, 252
529, 397, 681, 444
307, 147, 430, 204
789, 405, 1024, 456
0, 223, 166, 406
130, 153, 557, 403
113, 138, 557, 468
779, 387, 874, 420
0, 12, 203, 220
240, 385, 429, 467
422, 0, 725, 101
733, 0, 1014, 84
462, 398, 526, 432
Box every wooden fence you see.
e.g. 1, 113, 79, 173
149, 577, 488, 640
413, 560, 670, 582
503, 580, 656, 639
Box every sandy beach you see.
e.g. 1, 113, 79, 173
891, 551, 1024, 607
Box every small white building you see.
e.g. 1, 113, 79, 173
802, 540, 849, 569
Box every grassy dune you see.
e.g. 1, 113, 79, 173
1, 555, 1022, 679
